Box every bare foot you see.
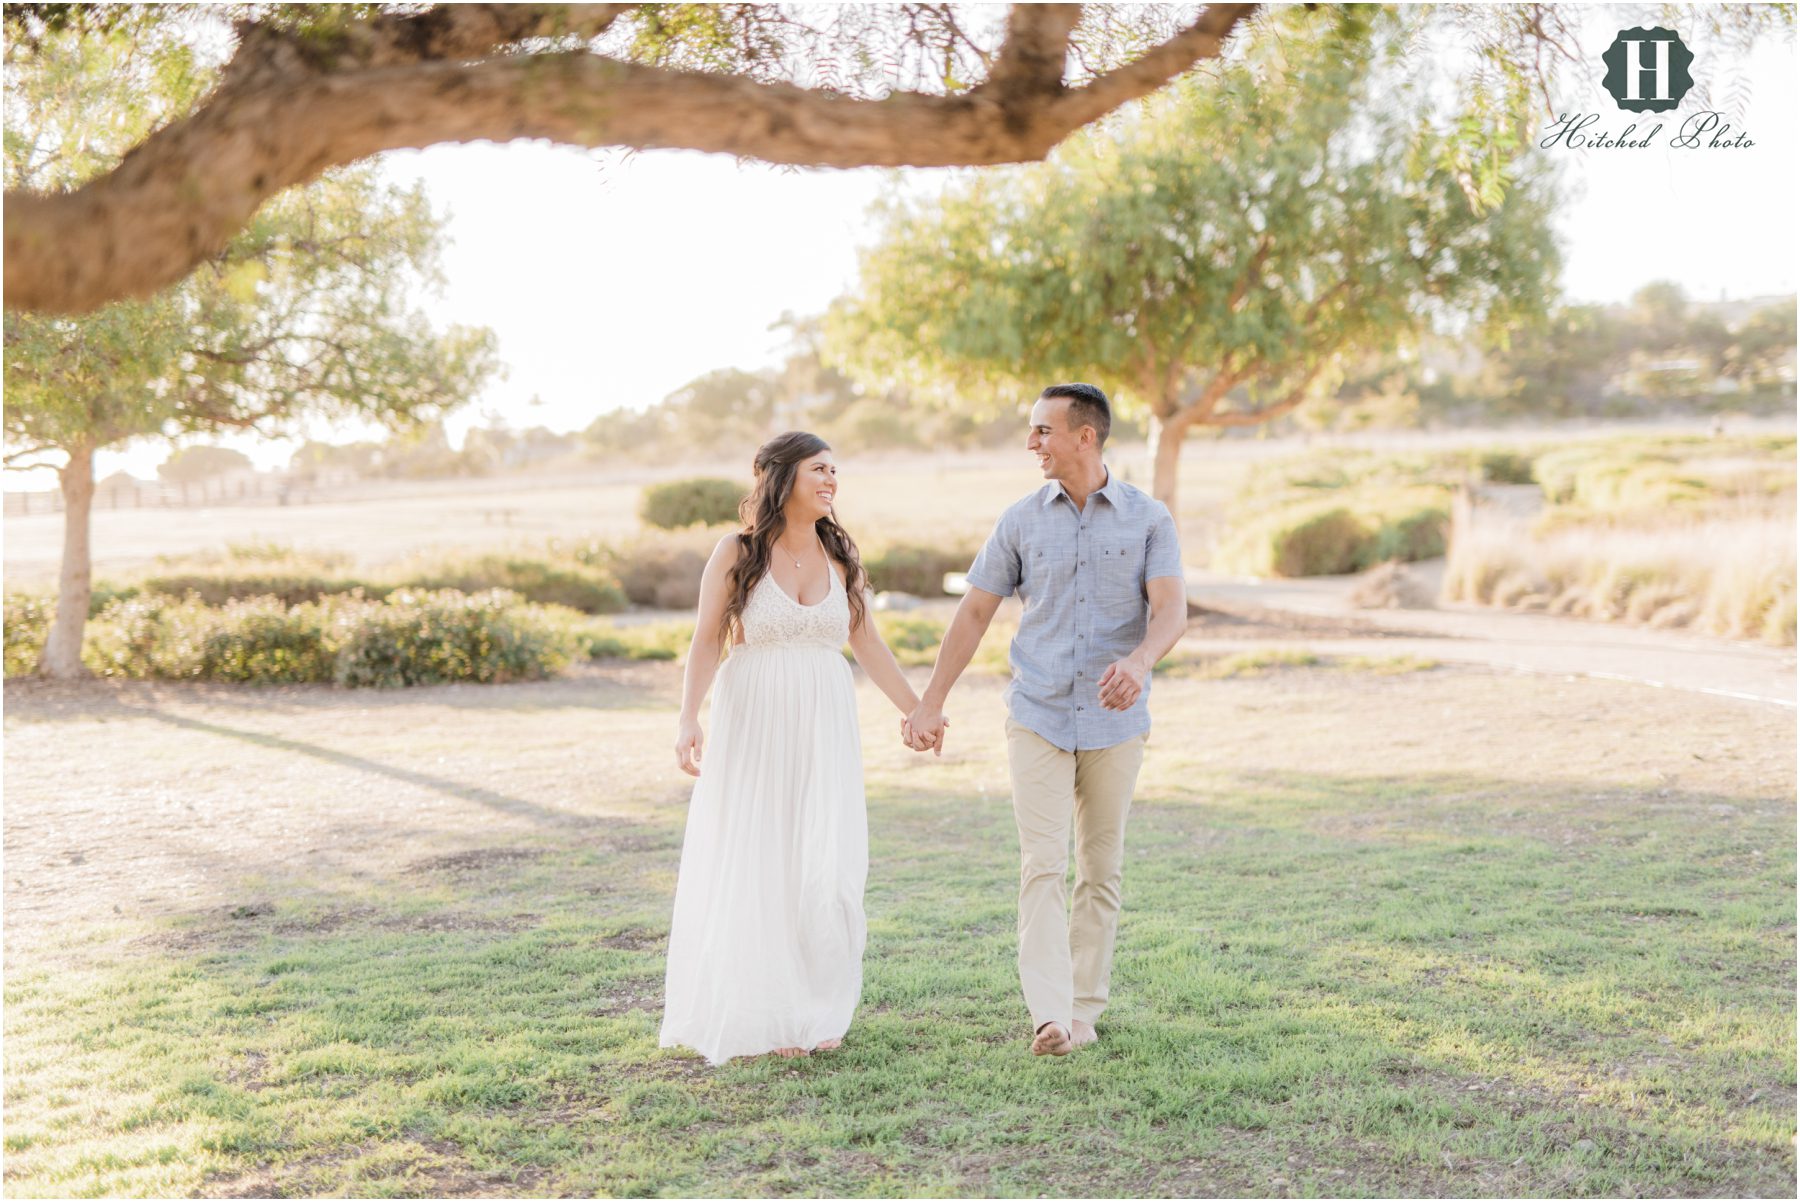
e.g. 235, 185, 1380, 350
1031, 1020, 1072, 1056
1069, 1020, 1098, 1049
771, 1046, 809, 1059
815, 1038, 842, 1051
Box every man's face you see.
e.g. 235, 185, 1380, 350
1027, 396, 1085, 480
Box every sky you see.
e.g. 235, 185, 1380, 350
7, 7, 1796, 489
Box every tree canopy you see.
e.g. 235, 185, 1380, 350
10, 3, 1780, 316
824, 4, 1564, 507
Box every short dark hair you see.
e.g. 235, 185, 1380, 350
1039, 383, 1111, 446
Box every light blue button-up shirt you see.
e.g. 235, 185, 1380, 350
964, 465, 1184, 752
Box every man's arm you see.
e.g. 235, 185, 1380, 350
906, 586, 1004, 739
1096, 575, 1188, 711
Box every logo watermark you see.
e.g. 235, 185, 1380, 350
1602, 27, 1695, 112
1539, 24, 1754, 154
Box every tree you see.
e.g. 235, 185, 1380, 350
13, 3, 1777, 317
158, 445, 253, 485
1721, 304, 1798, 392
3, 2, 1260, 313
3, 18, 501, 678
826, 5, 1562, 510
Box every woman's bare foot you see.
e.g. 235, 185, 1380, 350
771, 1046, 809, 1059
815, 1038, 842, 1051
1031, 1021, 1072, 1056
1069, 1020, 1098, 1049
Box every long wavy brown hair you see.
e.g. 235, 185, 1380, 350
719, 431, 869, 649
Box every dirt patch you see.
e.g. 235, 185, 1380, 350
588, 981, 664, 1017
598, 927, 666, 952
199, 1135, 558, 1199
403, 847, 548, 876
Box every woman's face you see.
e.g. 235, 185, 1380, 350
783, 450, 838, 525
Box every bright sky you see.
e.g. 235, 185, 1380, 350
9, 11, 1796, 489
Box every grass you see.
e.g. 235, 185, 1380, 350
3, 660, 1792, 1198
1155, 649, 1441, 680
1445, 512, 1797, 645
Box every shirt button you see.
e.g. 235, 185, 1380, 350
1077, 705, 1084, 711
1080, 560, 1086, 565
1078, 597, 1085, 603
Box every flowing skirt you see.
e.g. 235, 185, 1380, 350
658, 643, 868, 1064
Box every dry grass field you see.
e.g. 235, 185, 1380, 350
0, 444, 1247, 589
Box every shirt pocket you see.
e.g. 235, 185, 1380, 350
1098, 539, 1147, 612
1021, 539, 1075, 596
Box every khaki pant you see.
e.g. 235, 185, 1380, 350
1004, 717, 1147, 1030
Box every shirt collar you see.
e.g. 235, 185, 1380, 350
1041, 464, 1119, 508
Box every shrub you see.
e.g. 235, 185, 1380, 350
83, 589, 579, 685
861, 541, 982, 596
137, 571, 384, 608
397, 554, 627, 614
328, 589, 576, 687
871, 613, 947, 666
592, 532, 717, 610
4, 592, 53, 677
1472, 448, 1536, 484
565, 616, 694, 662
87, 594, 336, 683
1363, 497, 1450, 564
640, 477, 745, 530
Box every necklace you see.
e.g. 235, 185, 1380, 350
775, 528, 819, 569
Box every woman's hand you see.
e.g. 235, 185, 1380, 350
675, 717, 705, 777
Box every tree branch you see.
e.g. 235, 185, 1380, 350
4, 443, 62, 466
6, 3, 1258, 315
1196, 361, 1327, 427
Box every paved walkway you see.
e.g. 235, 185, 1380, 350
1184, 568, 1797, 709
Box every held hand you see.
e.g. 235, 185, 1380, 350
1096, 658, 1147, 711
675, 718, 705, 777
904, 702, 949, 757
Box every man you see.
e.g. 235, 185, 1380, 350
905, 383, 1188, 1056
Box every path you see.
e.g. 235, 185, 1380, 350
1183, 564, 1797, 709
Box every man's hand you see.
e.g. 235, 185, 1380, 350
903, 701, 949, 757
675, 717, 704, 776
1096, 657, 1148, 711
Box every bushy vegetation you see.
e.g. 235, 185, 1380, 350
1444, 515, 1796, 645
1443, 435, 1797, 645
4, 591, 54, 677
126, 544, 631, 615
639, 477, 745, 530
861, 541, 983, 596
1210, 445, 1494, 577
78, 589, 579, 686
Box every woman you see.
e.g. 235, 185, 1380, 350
661, 431, 944, 1064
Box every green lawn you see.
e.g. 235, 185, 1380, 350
3, 662, 1793, 1197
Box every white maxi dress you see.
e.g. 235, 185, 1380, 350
659, 562, 868, 1064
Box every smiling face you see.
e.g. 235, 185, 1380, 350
1027, 396, 1094, 480
782, 449, 839, 526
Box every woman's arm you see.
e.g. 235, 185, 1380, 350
674, 534, 739, 777
845, 587, 939, 748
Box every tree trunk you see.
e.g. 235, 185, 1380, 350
38, 440, 96, 679
1148, 411, 1189, 512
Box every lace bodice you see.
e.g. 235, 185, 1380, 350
735, 564, 850, 651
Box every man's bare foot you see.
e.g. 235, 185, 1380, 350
816, 1038, 842, 1051
1069, 1020, 1098, 1049
771, 1046, 809, 1059
1031, 1021, 1072, 1056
